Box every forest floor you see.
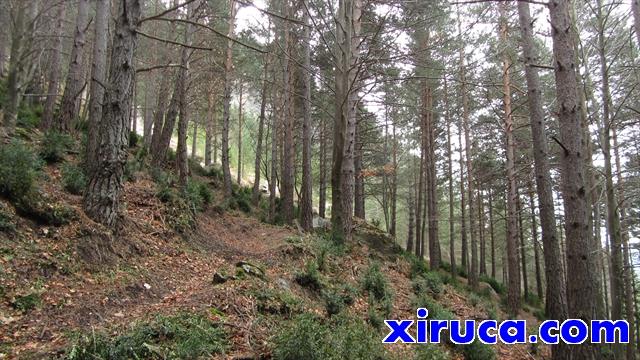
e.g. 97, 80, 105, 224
0, 133, 547, 359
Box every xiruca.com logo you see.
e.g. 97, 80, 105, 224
383, 309, 629, 345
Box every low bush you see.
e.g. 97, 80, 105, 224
185, 179, 212, 212
12, 293, 41, 313
254, 288, 303, 318
61, 163, 87, 195
361, 262, 392, 303
66, 313, 227, 360
407, 254, 430, 279
0, 205, 15, 233
0, 140, 41, 200
128, 132, 140, 148
322, 289, 345, 316
412, 272, 444, 298
294, 261, 322, 291
272, 313, 387, 360
459, 340, 495, 360
479, 275, 505, 295
17, 104, 43, 128
414, 343, 451, 360
40, 131, 73, 163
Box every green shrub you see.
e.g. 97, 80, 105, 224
322, 290, 345, 316
412, 272, 443, 297
13, 191, 75, 226
407, 253, 430, 279
0, 205, 15, 233
40, 131, 73, 163
17, 104, 43, 128
254, 288, 302, 318
185, 179, 212, 212
414, 343, 451, 360
12, 293, 41, 313
295, 261, 322, 291
272, 313, 386, 360
411, 293, 455, 322
525, 293, 541, 307
361, 262, 392, 302
166, 197, 196, 234
459, 340, 495, 360
128, 132, 140, 148
0, 140, 41, 200
61, 163, 87, 195
367, 304, 384, 330
66, 313, 227, 360
479, 275, 505, 295
533, 308, 546, 321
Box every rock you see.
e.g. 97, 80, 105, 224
235, 261, 266, 279
276, 278, 290, 291
212, 272, 231, 285
143, 283, 151, 290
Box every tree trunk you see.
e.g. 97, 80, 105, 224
612, 125, 636, 360
549, 0, 599, 357
268, 68, 279, 222
517, 190, 529, 300
445, 76, 455, 278
83, 0, 140, 227
176, 5, 193, 188
57, 0, 90, 133
2, 3, 26, 134
237, 82, 243, 185
633, 0, 640, 47
478, 187, 486, 276
595, 3, 625, 356
407, 190, 415, 253
331, 0, 361, 243
517, 3, 568, 352
152, 73, 182, 167
205, 91, 214, 166
354, 115, 365, 219
319, 115, 327, 218
488, 189, 496, 279
221, 0, 237, 198
86, 0, 110, 174
299, 4, 313, 230
41, 3, 65, 130
390, 119, 398, 237
280, 0, 294, 225
501, 1, 521, 316
191, 122, 198, 160
528, 182, 544, 301
252, 55, 269, 205
462, 43, 477, 290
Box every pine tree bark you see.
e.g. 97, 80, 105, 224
517, 4, 569, 353
319, 116, 327, 218
549, 0, 599, 357
176, 11, 192, 188
280, 0, 294, 224
41, 2, 65, 130
299, 4, 313, 230
517, 191, 529, 300
527, 181, 544, 301
221, 0, 237, 198
407, 190, 415, 253
331, 0, 361, 242
205, 90, 214, 166
354, 115, 365, 219
86, 0, 110, 174
478, 187, 486, 276
633, 0, 640, 47
57, 0, 89, 133
252, 55, 269, 205
488, 189, 496, 279
83, 0, 140, 227
445, 76, 455, 279
500, 1, 520, 316
237, 82, 243, 185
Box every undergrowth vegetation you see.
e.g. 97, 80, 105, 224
272, 313, 388, 360
66, 313, 227, 360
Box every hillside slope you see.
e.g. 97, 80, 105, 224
0, 132, 546, 360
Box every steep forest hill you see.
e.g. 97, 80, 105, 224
0, 128, 545, 359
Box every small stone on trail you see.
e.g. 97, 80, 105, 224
235, 261, 266, 279
212, 272, 230, 285
143, 283, 151, 290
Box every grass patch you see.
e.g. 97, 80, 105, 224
12, 293, 41, 313
272, 313, 387, 360
254, 288, 303, 318
0, 140, 42, 201
294, 261, 322, 291
479, 275, 505, 295
66, 313, 227, 360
